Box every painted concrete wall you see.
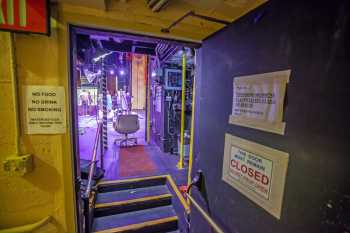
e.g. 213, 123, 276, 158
0, 29, 74, 232
192, 1, 350, 233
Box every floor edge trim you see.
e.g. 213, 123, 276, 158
95, 193, 173, 209
93, 216, 178, 233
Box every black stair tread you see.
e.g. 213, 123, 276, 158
96, 185, 171, 205
93, 205, 177, 232
97, 176, 167, 193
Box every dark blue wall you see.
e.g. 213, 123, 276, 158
191, 1, 350, 233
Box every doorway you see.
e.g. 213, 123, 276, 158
69, 25, 198, 206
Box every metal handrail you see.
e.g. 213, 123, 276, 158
84, 121, 102, 198
186, 170, 225, 233
185, 193, 225, 233
83, 121, 102, 233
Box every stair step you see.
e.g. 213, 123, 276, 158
96, 185, 171, 205
97, 176, 167, 193
95, 185, 173, 217
95, 194, 173, 217
93, 206, 178, 233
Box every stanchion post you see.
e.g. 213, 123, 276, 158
178, 51, 186, 169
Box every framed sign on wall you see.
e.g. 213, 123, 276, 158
0, 0, 50, 35
24, 85, 66, 134
222, 134, 289, 219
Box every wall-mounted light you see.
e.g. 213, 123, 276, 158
177, 50, 184, 56
151, 71, 156, 77
119, 69, 125, 75
110, 70, 115, 75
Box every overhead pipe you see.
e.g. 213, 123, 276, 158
152, 0, 170, 12
161, 11, 231, 33
147, 0, 159, 8
147, 0, 170, 12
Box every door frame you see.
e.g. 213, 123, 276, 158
68, 24, 200, 232
68, 25, 83, 233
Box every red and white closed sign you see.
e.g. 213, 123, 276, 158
0, 0, 49, 34
222, 134, 289, 219
229, 145, 273, 200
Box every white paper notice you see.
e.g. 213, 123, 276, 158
222, 134, 289, 219
229, 70, 291, 135
24, 85, 66, 134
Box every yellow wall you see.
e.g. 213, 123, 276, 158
0, 3, 200, 232
0, 28, 74, 233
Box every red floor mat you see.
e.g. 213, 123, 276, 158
118, 145, 157, 178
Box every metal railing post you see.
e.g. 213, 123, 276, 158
82, 196, 90, 233
186, 171, 225, 233
185, 193, 225, 233
82, 122, 102, 232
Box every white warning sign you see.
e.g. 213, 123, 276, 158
229, 70, 291, 135
222, 134, 289, 219
229, 145, 273, 200
24, 85, 66, 134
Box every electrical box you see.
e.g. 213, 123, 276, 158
164, 68, 182, 90
3, 154, 33, 176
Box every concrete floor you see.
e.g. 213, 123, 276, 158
78, 110, 188, 185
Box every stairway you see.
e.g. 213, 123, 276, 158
90, 175, 189, 233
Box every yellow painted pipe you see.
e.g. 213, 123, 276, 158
10, 33, 21, 156
152, 0, 169, 12
187, 58, 196, 197
0, 216, 51, 233
177, 52, 186, 169
166, 175, 190, 213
